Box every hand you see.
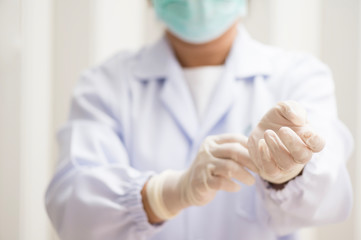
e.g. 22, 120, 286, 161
145, 134, 256, 221
179, 134, 257, 206
247, 101, 325, 184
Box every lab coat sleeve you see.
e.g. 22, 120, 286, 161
254, 54, 354, 236
45, 65, 162, 240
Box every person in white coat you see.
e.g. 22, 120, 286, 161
45, 1, 353, 239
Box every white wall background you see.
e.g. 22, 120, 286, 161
0, 0, 360, 239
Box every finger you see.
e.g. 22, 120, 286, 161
278, 127, 313, 164
246, 136, 262, 174
258, 138, 281, 178
212, 134, 248, 147
296, 127, 325, 153
264, 130, 294, 171
208, 175, 241, 192
220, 177, 242, 192
210, 142, 258, 172
277, 101, 307, 126
211, 159, 255, 186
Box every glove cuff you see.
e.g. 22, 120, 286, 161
146, 170, 183, 220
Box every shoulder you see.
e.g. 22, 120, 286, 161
258, 43, 333, 94
276, 51, 330, 78
74, 46, 153, 100
80, 50, 138, 88
246, 37, 335, 103
253, 40, 331, 77
70, 51, 144, 119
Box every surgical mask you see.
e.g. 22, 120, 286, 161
152, 0, 248, 44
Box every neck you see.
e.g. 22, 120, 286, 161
166, 22, 239, 68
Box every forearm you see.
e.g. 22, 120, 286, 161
46, 164, 162, 240
255, 153, 352, 236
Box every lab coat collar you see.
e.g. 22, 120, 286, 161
132, 35, 177, 80
131, 25, 273, 142
133, 35, 200, 142
226, 25, 273, 79
133, 25, 273, 80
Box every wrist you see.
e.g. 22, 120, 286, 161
267, 181, 289, 190
141, 181, 164, 224
146, 170, 186, 221
267, 168, 304, 190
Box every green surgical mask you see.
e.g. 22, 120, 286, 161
152, 0, 247, 44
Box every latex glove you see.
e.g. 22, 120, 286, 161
146, 134, 256, 220
247, 101, 325, 184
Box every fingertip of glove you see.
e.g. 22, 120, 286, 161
305, 134, 326, 153
246, 177, 256, 186
278, 101, 307, 126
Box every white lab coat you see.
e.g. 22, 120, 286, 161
45, 26, 353, 240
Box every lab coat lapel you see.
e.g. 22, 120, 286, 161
200, 69, 237, 137
199, 25, 273, 137
160, 65, 198, 142
133, 36, 198, 142
250, 76, 276, 127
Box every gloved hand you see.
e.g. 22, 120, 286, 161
146, 134, 256, 221
247, 101, 325, 184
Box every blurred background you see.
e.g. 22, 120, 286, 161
0, 0, 360, 239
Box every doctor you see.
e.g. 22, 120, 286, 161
45, 0, 353, 239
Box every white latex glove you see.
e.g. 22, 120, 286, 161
146, 134, 256, 220
247, 101, 325, 184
